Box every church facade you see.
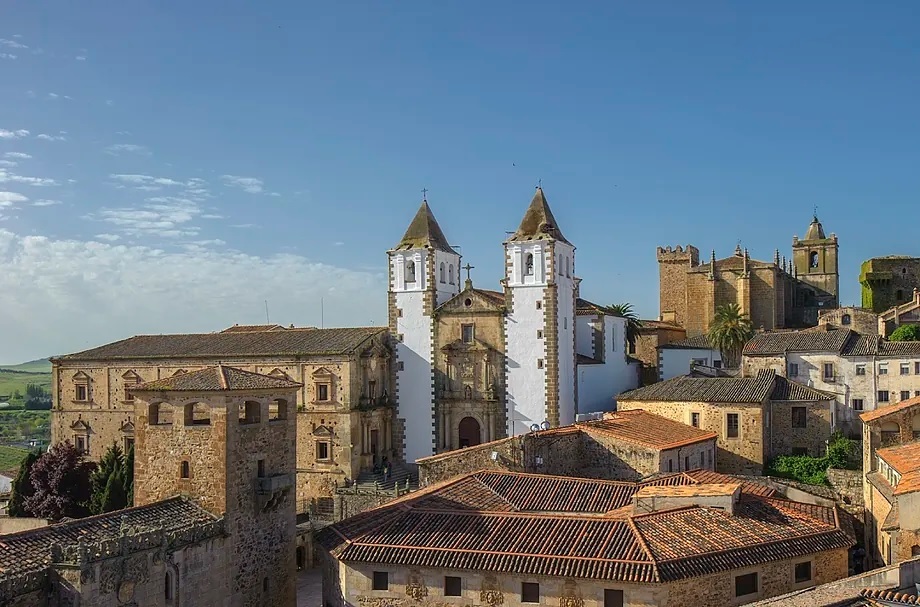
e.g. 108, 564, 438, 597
389, 188, 638, 463
657, 215, 839, 336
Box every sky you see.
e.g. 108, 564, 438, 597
2, 1, 920, 363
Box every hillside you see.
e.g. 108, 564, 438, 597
0, 359, 52, 373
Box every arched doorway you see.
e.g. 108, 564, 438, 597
458, 417, 481, 448
296, 546, 306, 570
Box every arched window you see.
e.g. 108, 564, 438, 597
525, 254, 534, 276
448, 264, 454, 284
809, 251, 819, 268
405, 260, 416, 282
439, 262, 445, 283
183, 402, 210, 426
240, 401, 262, 425
841, 314, 851, 326
565, 257, 570, 277
180, 460, 190, 479
558, 254, 563, 275
269, 398, 288, 421
149, 402, 173, 425
165, 570, 174, 601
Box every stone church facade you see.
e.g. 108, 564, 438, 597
657, 215, 839, 335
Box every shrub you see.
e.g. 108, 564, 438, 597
766, 433, 857, 485
890, 324, 920, 342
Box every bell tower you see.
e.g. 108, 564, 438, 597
387, 197, 460, 463
792, 214, 839, 309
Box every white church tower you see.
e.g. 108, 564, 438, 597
388, 198, 460, 463
504, 187, 577, 435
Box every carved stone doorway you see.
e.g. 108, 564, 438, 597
458, 416, 481, 448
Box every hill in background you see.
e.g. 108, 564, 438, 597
0, 359, 52, 374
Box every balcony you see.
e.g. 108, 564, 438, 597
256, 473, 294, 495
357, 395, 394, 411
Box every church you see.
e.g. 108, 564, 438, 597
389, 187, 638, 463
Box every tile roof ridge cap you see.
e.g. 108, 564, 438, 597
341, 541, 654, 565
470, 471, 519, 512
217, 364, 229, 390
626, 516, 662, 581
483, 469, 638, 487
750, 494, 839, 527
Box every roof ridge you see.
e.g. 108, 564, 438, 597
217, 364, 229, 390
470, 473, 520, 512
626, 516, 662, 582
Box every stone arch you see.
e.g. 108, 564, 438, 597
525, 253, 534, 276
183, 402, 210, 426
439, 262, 446, 283
841, 313, 851, 325
405, 259, 416, 282
810, 251, 819, 268
881, 421, 901, 445
149, 402, 173, 426
270, 398, 289, 421
458, 416, 481, 448
240, 400, 261, 425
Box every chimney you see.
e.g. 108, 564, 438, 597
633, 483, 742, 515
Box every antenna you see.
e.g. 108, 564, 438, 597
264, 300, 270, 324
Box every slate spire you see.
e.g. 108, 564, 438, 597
508, 187, 571, 244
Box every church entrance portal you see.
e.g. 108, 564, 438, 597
458, 417, 481, 448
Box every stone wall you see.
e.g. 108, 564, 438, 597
826, 468, 864, 508
417, 436, 525, 486
768, 399, 833, 459
657, 245, 699, 329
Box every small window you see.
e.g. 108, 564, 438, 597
735, 572, 758, 598
707, 449, 712, 467
792, 407, 807, 429
448, 264, 454, 284
668, 459, 673, 472
439, 262, 446, 283
317, 441, 330, 461
536, 301, 542, 310
897, 289, 905, 301
714, 359, 722, 369
823, 363, 834, 379
444, 576, 462, 597
879, 364, 888, 375
794, 561, 812, 584
902, 390, 911, 401
916, 391, 920, 397
75, 384, 88, 401
856, 365, 866, 376
788, 363, 799, 376
841, 313, 851, 325
684, 455, 689, 470
317, 384, 330, 402
809, 251, 818, 268
269, 398, 288, 421
902, 363, 911, 375
521, 582, 540, 603
75, 436, 87, 454
915, 362, 920, 375
165, 570, 174, 601
183, 402, 210, 426
727, 413, 740, 438
262, 577, 269, 593
180, 460, 190, 479
536, 330, 543, 339
240, 401, 261, 425
558, 254, 563, 276
405, 259, 416, 282
852, 398, 864, 411
565, 256, 570, 277
536, 359, 544, 369
397, 361, 404, 371
699, 452, 705, 468
257, 459, 265, 478
604, 589, 624, 607
461, 324, 475, 343
525, 253, 534, 276
879, 390, 890, 403
691, 412, 700, 428
373, 572, 389, 591
368, 381, 377, 399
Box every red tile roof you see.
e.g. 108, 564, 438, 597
876, 441, 920, 495
317, 470, 850, 584
579, 410, 717, 451
860, 396, 920, 423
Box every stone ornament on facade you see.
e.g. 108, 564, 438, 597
480, 575, 504, 607
116, 580, 135, 603
405, 570, 428, 601
358, 596, 405, 607
559, 579, 584, 607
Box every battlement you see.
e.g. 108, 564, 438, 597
657, 245, 700, 266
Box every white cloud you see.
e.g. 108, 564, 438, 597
32, 199, 62, 207
36, 133, 66, 142
105, 143, 150, 156
0, 169, 58, 187
47, 93, 59, 99
0, 53, 16, 60
76, 55, 86, 61
334, 241, 345, 246
0, 38, 27, 49
0, 161, 17, 167
106, 100, 114, 106
94, 234, 120, 242
269, 192, 281, 197
5, 153, 32, 160
0, 192, 28, 207
221, 174, 263, 194
92, 196, 206, 238
0, 129, 30, 139
0, 229, 385, 362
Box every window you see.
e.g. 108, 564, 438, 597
444, 576, 462, 597
809, 251, 818, 268
521, 582, 540, 603
792, 407, 807, 428
735, 572, 758, 598
668, 459, 673, 472
397, 361, 404, 371
461, 324, 475, 343
684, 456, 690, 470
916, 362, 920, 375
714, 359, 722, 369
537, 359, 544, 369
75, 384, 88, 401
262, 577, 269, 593
269, 398, 288, 421
536, 330, 543, 339
405, 260, 416, 282
183, 402, 210, 426
240, 401, 261, 424
165, 570, 174, 601
317, 383, 330, 402
879, 364, 888, 375
856, 365, 866, 376
180, 460, 190, 479
707, 449, 712, 467
372, 572, 389, 591
604, 589, 624, 607
368, 381, 377, 399
439, 262, 445, 283
558, 254, 563, 276
879, 390, 890, 403
257, 459, 265, 478
124, 436, 135, 453
897, 289, 905, 301
535, 301, 542, 310
691, 412, 700, 428
902, 391, 911, 401
75, 436, 87, 454
700, 452, 705, 468
902, 363, 911, 375
852, 398, 864, 411
316, 441, 330, 461
727, 413, 740, 438
565, 256, 570, 277
788, 363, 799, 376
525, 253, 534, 276
841, 313, 851, 325
916, 391, 920, 397
823, 363, 834, 379
794, 561, 812, 584
448, 264, 454, 284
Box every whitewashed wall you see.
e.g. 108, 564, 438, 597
658, 347, 723, 381
578, 316, 638, 413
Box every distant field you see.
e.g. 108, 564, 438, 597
0, 358, 52, 374
0, 445, 31, 473
0, 370, 52, 401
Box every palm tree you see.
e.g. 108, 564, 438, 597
707, 304, 755, 368
605, 303, 642, 352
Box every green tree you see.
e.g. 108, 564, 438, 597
8, 450, 41, 517
123, 444, 134, 507
707, 303, 755, 368
890, 324, 920, 342
101, 467, 128, 513
89, 443, 125, 515
605, 303, 642, 351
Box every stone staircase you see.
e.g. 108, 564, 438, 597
354, 461, 419, 492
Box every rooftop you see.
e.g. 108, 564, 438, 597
859, 396, 920, 424
392, 200, 458, 254
578, 410, 717, 450
507, 187, 571, 244
634, 482, 741, 498
658, 334, 713, 349
743, 328, 855, 355
876, 441, 920, 495
317, 470, 850, 584
53, 326, 387, 361
133, 365, 302, 392
618, 369, 832, 404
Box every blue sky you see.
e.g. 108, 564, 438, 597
2, 1, 920, 362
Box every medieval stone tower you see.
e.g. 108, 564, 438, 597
656, 245, 701, 326
388, 199, 461, 463
504, 187, 577, 433
133, 365, 300, 607
792, 215, 839, 312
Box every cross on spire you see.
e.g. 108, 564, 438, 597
813, 204, 819, 219
537, 178, 542, 189
421, 188, 428, 202
462, 263, 475, 282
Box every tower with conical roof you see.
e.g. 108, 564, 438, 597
792, 214, 839, 318
503, 187, 577, 434
388, 198, 461, 462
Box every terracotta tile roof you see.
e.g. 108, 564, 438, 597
879, 341, 920, 356
53, 326, 386, 361
770, 376, 836, 401
618, 370, 775, 403
876, 441, 920, 495
639, 320, 684, 331
392, 201, 457, 254
842, 334, 879, 356
578, 410, 717, 450
508, 187, 571, 244
0, 497, 219, 578
220, 324, 288, 333
133, 365, 301, 392
688, 255, 775, 274
658, 334, 713, 349
318, 470, 849, 584
575, 298, 608, 315
859, 396, 920, 423
743, 329, 854, 356
681, 469, 776, 497
859, 588, 920, 604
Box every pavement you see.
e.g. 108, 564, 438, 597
297, 568, 323, 607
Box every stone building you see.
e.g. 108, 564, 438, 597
656, 334, 723, 381
742, 327, 920, 435
416, 409, 718, 485
0, 365, 299, 606
617, 370, 835, 475
657, 215, 839, 335
49, 325, 393, 510
818, 306, 880, 336
390, 189, 638, 463
860, 256, 920, 313
317, 469, 852, 607
859, 397, 920, 568
633, 319, 686, 383
878, 288, 920, 337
